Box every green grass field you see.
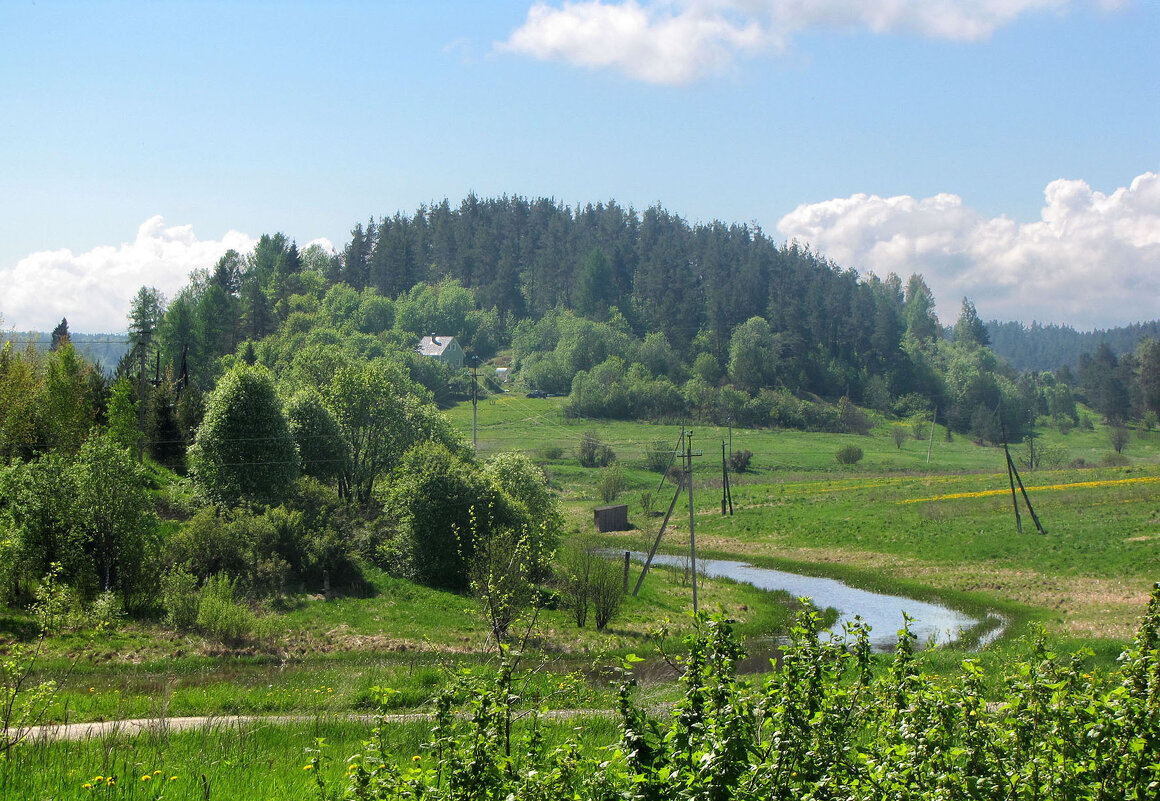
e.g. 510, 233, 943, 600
450, 393, 1160, 644
5, 394, 1160, 797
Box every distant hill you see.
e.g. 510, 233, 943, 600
2, 331, 131, 374
986, 319, 1160, 372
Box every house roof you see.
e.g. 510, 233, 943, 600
417, 335, 458, 357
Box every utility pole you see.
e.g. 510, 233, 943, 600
136, 343, 146, 464
633, 426, 701, 610
926, 405, 937, 463
1028, 411, 1035, 470
469, 356, 480, 456
686, 429, 700, 613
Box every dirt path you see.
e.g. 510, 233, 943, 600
13, 708, 615, 743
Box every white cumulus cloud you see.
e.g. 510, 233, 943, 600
0, 217, 256, 333
776, 169, 1160, 329
499, 0, 1120, 83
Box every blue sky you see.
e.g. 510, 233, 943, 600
2, 0, 1157, 333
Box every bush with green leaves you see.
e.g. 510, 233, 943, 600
341, 586, 1160, 800
385, 443, 519, 591
577, 431, 615, 468
161, 567, 199, 631
597, 464, 626, 503
835, 444, 863, 465
196, 573, 255, 645
644, 438, 674, 472
728, 449, 753, 472
188, 364, 299, 506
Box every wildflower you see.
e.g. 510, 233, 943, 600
154, 770, 162, 775
412, 755, 421, 763
303, 764, 314, 771
169, 776, 178, 782
142, 774, 152, 781
82, 783, 93, 789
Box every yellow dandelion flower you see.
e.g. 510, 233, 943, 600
142, 774, 152, 781
105, 777, 116, 786
93, 776, 103, 782
82, 783, 93, 789
412, 755, 421, 762
303, 764, 314, 771
154, 769, 162, 775
169, 776, 178, 782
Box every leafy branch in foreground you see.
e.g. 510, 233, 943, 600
341, 585, 1160, 799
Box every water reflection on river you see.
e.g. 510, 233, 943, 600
624, 552, 1002, 653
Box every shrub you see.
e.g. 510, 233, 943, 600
1101, 452, 1130, 467
161, 568, 200, 631
577, 431, 615, 468
1110, 425, 1130, 454
558, 544, 597, 628
891, 427, 907, 449
836, 397, 871, 435
644, 438, 674, 472
728, 449, 753, 472
597, 464, 627, 503
196, 573, 255, 645
538, 444, 564, 460
590, 557, 623, 631
87, 591, 123, 631
835, 445, 864, 465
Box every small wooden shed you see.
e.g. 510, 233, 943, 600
593, 504, 629, 532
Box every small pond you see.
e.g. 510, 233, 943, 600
623, 552, 1004, 653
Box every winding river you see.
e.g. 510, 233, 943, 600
625, 552, 1003, 652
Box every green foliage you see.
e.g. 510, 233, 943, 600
835, 444, 864, 465
537, 444, 564, 460
39, 342, 99, 453
596, 463, 626, 503
481, 452, 562, 579
385, 443, 512, 591
160, 567, 199, 630
469, 508, 538, 646
891, 425, 907, 448
728, 449, 753, 472
324, 359, 464, 506
589, 557, 623, 631
166, 502, 352, 599
1110, 424, 1130, 453
188, 364, 298, 506
836, 396, 871, 435
728, 316, 781, 393
644, 438, 674, 472
577, 431, 615, 468
196, 573, 255, 645
286, 389, 348, 483
345, 594, 1160, 799
103, 375, 138, 451
66, 433, 158, 608
0, 434, 158, 609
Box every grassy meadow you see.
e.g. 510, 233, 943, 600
448, 392, 1160, 644
6, 391, 1160, 797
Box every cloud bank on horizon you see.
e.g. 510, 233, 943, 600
1, 217, 257, 334
777, 169, 1160, 330
499, 0, 1126, 84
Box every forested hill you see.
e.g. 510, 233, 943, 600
987, 320, 1160, 372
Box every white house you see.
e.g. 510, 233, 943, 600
417, 334, 465, 369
